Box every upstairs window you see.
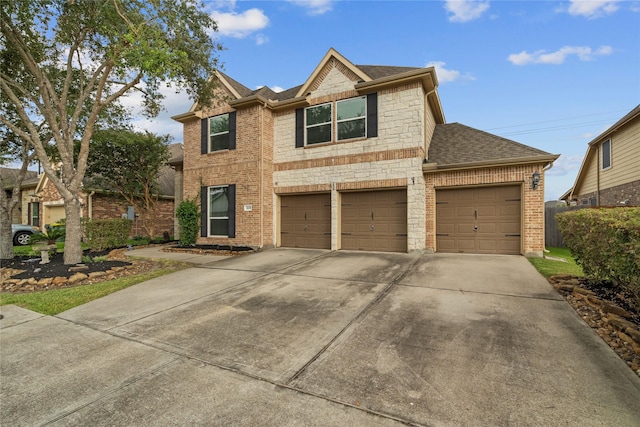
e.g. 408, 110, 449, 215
337, 96, 366, 140
201, 112, 236, 154
209, 114, 229, 152
306, 103, 332, 145
296, 93, 377, 148
602, 139, 611, 170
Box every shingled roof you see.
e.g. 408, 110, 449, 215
0, 167, 38, 190
222, 65, 422, 103
428, 123, 557, 169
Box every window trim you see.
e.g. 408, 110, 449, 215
601, 139, 611, 170
336, 96, 367, 142
304, 102, 333, 145
209, 113, 230, 153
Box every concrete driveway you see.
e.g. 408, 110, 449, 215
1, 249, 639, 426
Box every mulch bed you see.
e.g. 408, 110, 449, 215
3, 251, 130, 281
0, 245, 251, 293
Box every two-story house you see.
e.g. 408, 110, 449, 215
173, 48, 558, 256
561, 104, 640, 207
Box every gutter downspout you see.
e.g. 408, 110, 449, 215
541, 162, 554, 254
596, 145, 601, 205
260, 105, 264, 249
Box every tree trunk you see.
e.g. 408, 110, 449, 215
62, 197, 83, 265
0, 203, 14, 260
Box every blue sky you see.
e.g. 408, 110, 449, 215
130, 0, 640, 201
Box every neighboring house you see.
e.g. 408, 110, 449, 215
561, 105, 640, 207
1, 167, 39, 225
173, 48, 558, 256
18, 143, 181, 237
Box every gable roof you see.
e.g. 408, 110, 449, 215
427, 123, 558, 170
173, 48, 444, 123
562, 104, 640, 201
0, 167, 39, 190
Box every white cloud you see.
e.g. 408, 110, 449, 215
444, 0, 490, 23
212, 8, 269, 38
507, 45, 613, 65
566, 0, 620, 19
254, 85, 285, 93
545, 154, 583, 176
286, 0, 334, 15
255, 34, 269, 45
426, 61, 475, 83
120, 83, 193, 142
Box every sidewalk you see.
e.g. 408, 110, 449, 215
123, 245, 232, 265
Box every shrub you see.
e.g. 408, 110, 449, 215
557, 207, 640, 301
176, 197, 199, 246
84, 218, 132, 251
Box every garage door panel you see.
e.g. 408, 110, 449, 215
281, 194, 331, 249
341, 189, 407, 253
436, 186, 521, 255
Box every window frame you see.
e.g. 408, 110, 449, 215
208, 185, 230, 237
304, 102, 333, 145
30, 202, 40, 227
601, 139, 611, 170
336, 96, 367, 141
209, 113, 230, 152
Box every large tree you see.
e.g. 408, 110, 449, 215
85, 128, 171, 238
0, 0, 221, 264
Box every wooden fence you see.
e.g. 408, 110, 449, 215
545, 204, 585, 248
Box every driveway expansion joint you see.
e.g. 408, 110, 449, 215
285, 254, 424, 385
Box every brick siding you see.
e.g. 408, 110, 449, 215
425, 163, 548, 256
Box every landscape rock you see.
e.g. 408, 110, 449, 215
68, 272, 89, 284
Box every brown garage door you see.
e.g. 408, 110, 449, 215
341, 189, 407, 252
436, 185, 521, 254
280, 194, 331, 249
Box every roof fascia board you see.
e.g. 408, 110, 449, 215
229, 94, 269, 109
269, 96, 310, 111
295, 48, 371, 98
171, 111, 201, 123
215, 70, 242, 99
423, 154, 559, 173
587, 105, 640, 146
567, 145, 595, 199
355, 67, 437, 94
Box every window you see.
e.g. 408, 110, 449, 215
201, 185, 235, 238
602, 139, 611, 169
589, 197, 597, 207
305, 103, 332, 145
28, 202, 40, 227
209, 186, 230, 236
337, 96, 366, 140
296, 93, 377, 148
209, 114, 229, 152
201, 112, 236, 154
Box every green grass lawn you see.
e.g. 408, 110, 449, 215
0, 261, 189, 315
528, 247, 584, 278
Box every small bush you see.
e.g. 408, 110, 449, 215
84, 218, 132, 251
557, 207, 640, 301
176, 197, 199, 246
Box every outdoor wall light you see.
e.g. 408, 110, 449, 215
532, 171, 541, 190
